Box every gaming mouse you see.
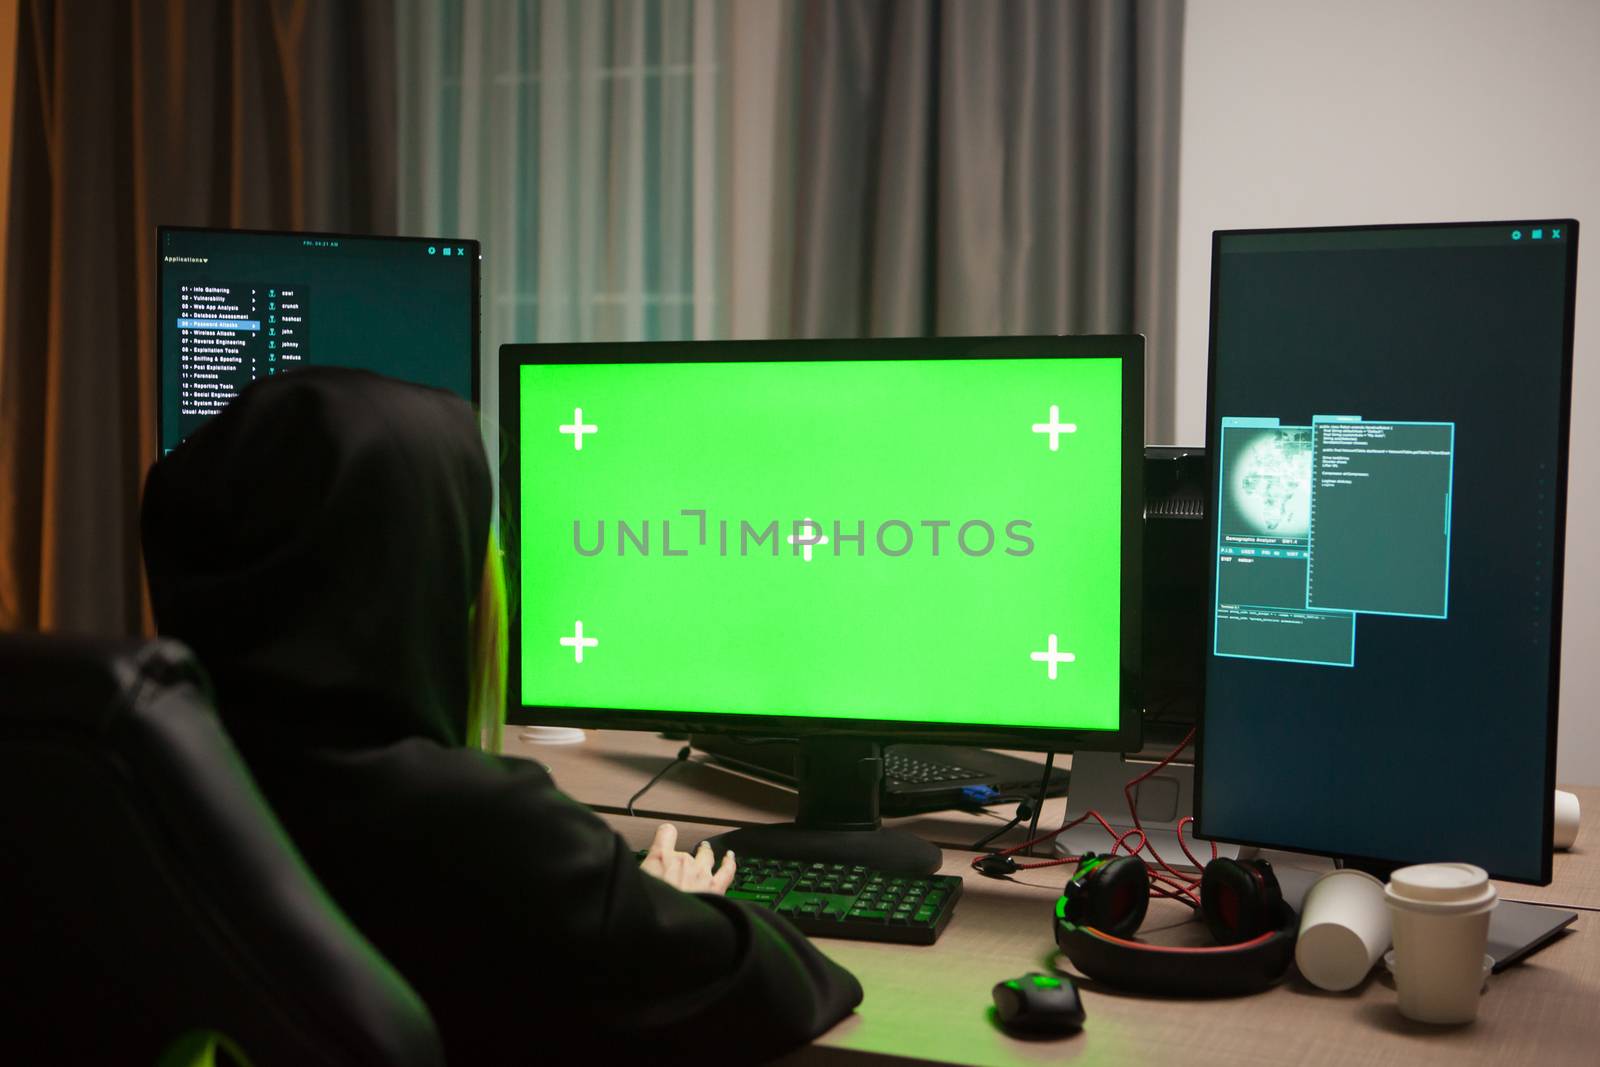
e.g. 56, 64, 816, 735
991, 972, 1085, 1035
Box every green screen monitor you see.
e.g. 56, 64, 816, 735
501, 336, 1144, 870
157, 226, 479, 454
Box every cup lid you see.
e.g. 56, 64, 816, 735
1385, 863, 1497, 910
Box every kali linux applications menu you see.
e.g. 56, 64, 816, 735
159, 228, 476, 453
173, 282, 308, 420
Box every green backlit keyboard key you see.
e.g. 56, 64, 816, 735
649, 851, 962, 946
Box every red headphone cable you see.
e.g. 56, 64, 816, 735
971, 726, 1213, 911
970, 809, 1203, 908
1121, 727, 1216, 897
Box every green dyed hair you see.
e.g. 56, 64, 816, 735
465, 532, 507, 753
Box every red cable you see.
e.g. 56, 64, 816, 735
1122, 727, 1205, 895
984, 808, 1136, 868
1082, 925, 1279, 954
1175, 815, 1217, 871
969, 727, 1215, 912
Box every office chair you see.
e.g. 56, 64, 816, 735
0, 634, 444, 1067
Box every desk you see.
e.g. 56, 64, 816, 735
508, 730, 1600, 1065
510, 728, 1600, 912
509, 727, 1072, 860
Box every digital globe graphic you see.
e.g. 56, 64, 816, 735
1229, 428, 1312, 537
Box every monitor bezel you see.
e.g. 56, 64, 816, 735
500, 335, 1145, 752
1194, 218, 1578, 885
155, 225, 482, 453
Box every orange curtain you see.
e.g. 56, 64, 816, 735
0, 0, 395, 634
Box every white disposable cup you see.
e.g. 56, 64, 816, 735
517, 725, 587, 746
1384, 863, 1498, 1024
1295, 868, 1391, 991
1554, 790, 1581, 850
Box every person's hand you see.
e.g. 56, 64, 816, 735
639, 823, 737, 895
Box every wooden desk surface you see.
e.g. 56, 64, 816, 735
516, 730, 1600, 1063
508, 728, 1600, 912
598, 811, 1597, 1066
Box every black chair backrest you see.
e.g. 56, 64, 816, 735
0, 634, 445, 1067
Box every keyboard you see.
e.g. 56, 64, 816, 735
883, 750, 982, 784
689, 734, 1071, 816
724, 857, 963, 945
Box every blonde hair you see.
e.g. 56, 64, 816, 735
465, 532, 508, 753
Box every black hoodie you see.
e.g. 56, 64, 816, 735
142, 369, 861, 1063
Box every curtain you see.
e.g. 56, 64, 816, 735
396, 0, 729, 450
399, 0, 1185, 441
0, 0, 397, 635
778, 0, 1185, 438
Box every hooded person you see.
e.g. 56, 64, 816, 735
141, 368, 862, 1063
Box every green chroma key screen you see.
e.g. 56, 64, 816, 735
507, 339, 1140, 739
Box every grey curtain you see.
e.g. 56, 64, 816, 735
0, 0, 396, 635
783, 0, 1185, 440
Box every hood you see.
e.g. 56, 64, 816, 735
142, 368, 492, 752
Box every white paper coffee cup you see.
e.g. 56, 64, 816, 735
1384, 863, 1497, 1024
517, 725, 587, 746
1296, 868, 1391, 991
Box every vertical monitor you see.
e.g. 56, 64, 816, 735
158, 227, 479, 453
1198, 220, 1577, 884
501, 336, 1144, 750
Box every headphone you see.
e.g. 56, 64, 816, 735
1053, 853, 1299, 997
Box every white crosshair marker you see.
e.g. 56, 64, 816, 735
559, 407, 598, 450
786, 518, 830, 563
1029, 634, 1076, 680
1031, 405, 1078, 451
560, 621, 599, 663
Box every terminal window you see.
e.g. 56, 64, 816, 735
158, 229, 475, 454
1307, 418, 1453, 618
1213, 415, 1454, 667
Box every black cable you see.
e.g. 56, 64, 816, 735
967, 793, 1029, 820
1023, 752, 1054, 858
627, 746, 692, 817
969, 799, 1035, 852
966, 752, 1057, 855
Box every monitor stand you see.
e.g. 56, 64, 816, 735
1053, 747, 1239, 865
705, 736, 942, 875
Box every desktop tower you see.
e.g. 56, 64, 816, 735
1054, 446, 1233, 863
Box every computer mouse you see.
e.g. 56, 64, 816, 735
991, 972, 1085, 1035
